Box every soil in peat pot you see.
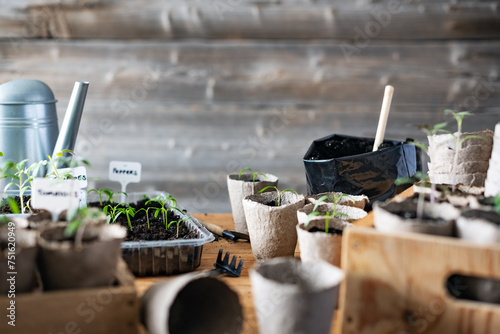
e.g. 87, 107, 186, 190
392, 209, 446, 223
0, 196, 44, 214
88, 198, 200, 242
307, 226, 343, 235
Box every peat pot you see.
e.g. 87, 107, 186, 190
250, 257, 344, 334
227, 172, 278, 234
37, 223, 126, 290
141, 272, 243, 334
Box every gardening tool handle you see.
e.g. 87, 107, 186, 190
373, 85, 394, 152
198, 220, 225, 236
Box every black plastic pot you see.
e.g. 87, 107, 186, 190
303, 134, 421, 210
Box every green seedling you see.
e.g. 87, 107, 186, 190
46, 149, 91, 180
3, 160, 32, 214
88, 188, 126, 205
167, 218, 188, 238
305, 194, 353, 233
146, 194, 180, 229
117, 206, 136, 231
238, 168, 268, 183
103, 203, 125, 224
258, 186, 298, 207
413, 121, 449, 153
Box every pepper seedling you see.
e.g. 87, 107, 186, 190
117, 205, 136, 231
103, 203, 124, 224
258, 186, 298, 207
145, 194, 180, 230
167, 218, 189, 238
88, 188, 126, 205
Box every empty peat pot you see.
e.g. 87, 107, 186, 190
303, 134, 421, 209
250, 257, 344, 334
141, 272, 243, 334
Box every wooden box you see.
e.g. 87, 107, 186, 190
1, 260, 139, 334
339, 225, 500, 334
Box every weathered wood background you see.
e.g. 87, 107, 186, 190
1, 0, 499, 212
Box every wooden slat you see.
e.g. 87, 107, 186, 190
0, 0, 499, 40
1, 40, 500, 106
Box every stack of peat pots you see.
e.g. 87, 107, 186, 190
428, 129, 494, 187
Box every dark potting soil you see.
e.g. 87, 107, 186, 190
0, 196, 43, 214
308, 226, 343, 235
88, 199, 199, 242
392, 209, 446, 223
262, 200, 279, 207
462, 209, 500, 225
308, 137, 395, 160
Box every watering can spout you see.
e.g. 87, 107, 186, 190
51, 81, 89, 159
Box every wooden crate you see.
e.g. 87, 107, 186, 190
339, 224, 500, 334
1, 260, 139, 334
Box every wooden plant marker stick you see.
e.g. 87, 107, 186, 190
372, 85, 394, 151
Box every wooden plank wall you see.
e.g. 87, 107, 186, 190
0, 0, 499, 213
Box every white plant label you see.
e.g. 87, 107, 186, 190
32, 178, 81, 221
57, 166, 88, 188
109, 161, 142, 202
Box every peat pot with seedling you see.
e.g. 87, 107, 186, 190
36, 207, 126, 290
87, 190, 214, 276
242, 186, 305, 260
227, 168, 278, 234
296, 194, 367, 266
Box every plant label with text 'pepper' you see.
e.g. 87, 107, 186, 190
109, 161, 142, 202
31, 178, 80, 221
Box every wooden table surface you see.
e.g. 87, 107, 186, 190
135, 213, 348, 334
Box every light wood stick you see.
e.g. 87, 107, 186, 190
373, 85, 394, 151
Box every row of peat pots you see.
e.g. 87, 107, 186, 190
2, 117, 500, 334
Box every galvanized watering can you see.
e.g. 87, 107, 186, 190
0, 79, 88, 172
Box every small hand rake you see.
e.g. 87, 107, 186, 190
210, 248, 244, 278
